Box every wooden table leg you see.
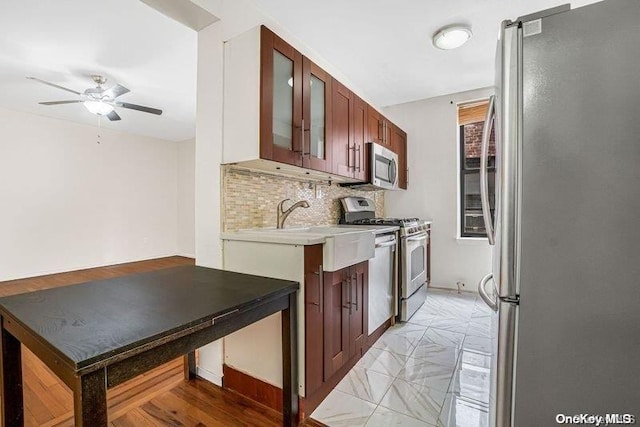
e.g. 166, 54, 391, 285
1, 322, 23, 427
74, 368, 107, 426
184, 351, 197, 380
281, 292, 299, 427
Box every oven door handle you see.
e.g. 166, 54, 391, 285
375, 240, 397, 249
405, 234, 427, 242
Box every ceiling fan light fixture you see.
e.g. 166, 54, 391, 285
433, 25, 473, 50
29, 75, 161, 120
84, 100, 114, 116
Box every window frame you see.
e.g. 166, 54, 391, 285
459, 122, 496, 238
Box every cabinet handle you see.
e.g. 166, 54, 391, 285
378, 121, 383, 143
406, 167, 409, 186
352, 274, 358, 310
301, 119, 308, 156
316, 265, 323, 313
355, 145, 361, 172
347, 144, 356, 169
383, 121, 387, 144
349, 278, 353, 315
344, 278, 353, 314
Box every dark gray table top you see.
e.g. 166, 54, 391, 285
0, 266, 298, 370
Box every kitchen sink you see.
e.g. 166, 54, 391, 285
322, 228, 374, 271
233, 225, 375, 271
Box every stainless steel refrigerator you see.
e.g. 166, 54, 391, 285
478, 1, 640, 425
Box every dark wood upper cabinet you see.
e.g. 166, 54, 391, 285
367, 106, 384, 146
389, 122, 408, 189
331, 82, 367, 180
257, 26, 406, 183
331, 80, 354, 178
302, 58, 332, 173
260, 26, 303, 167
352, 96, 367, 182
368, 106, 393, 147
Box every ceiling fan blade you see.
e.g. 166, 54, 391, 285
106, 110, 121, 121
103, 84, 130, 99
38, 100, 83, 105
116, 102, 162, 115
27, 77, 81, 95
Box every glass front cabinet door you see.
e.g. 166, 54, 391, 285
260, 26, 303, 166
302, 58, 332, 173
260, 26, 331, 172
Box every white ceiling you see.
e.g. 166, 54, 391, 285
0, 0, 604, 142
251, 0, 602, 107
0, 0, 197, 142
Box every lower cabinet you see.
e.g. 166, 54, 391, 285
304, 245, 325, 397
304, 245, 369, 407
323, 267, 350, 380
348, 262, 367, 361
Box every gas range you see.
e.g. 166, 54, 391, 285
340, 196, 431, 323
346, 217, 429, 237
348, 217, 420, 226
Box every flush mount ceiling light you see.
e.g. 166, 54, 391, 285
433, 25, 473, 50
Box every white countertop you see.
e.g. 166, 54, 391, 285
220, 231, 325, 245
220, 225, 377, 245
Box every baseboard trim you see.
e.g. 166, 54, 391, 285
222, 364, 283, 412
428, 285, 479, 295
366, 317, 392, 348
196, 366, 223, 386
222, 364, 309, 420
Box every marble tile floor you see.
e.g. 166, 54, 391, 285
311, 288, 494, 427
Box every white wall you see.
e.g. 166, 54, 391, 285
384, 88, 493, 292
177, 138, 195, 257
193, 21, 225, 385
0, 107, 188, 281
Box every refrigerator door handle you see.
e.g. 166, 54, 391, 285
478, 273, 498, 312
480, 95, 496, 245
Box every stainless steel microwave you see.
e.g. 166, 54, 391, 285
370, 142, 398, 190
344, 142, 398, 190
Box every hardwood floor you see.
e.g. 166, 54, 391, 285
0, 256, 194, 297
0, 256, 324, 426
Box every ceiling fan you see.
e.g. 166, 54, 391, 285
27, 74, 163, 121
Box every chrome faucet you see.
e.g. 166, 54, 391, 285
277, 199, 310, 229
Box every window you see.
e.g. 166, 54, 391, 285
458, 100, 496, 238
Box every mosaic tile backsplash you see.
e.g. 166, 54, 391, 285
222, 166, 384, 231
